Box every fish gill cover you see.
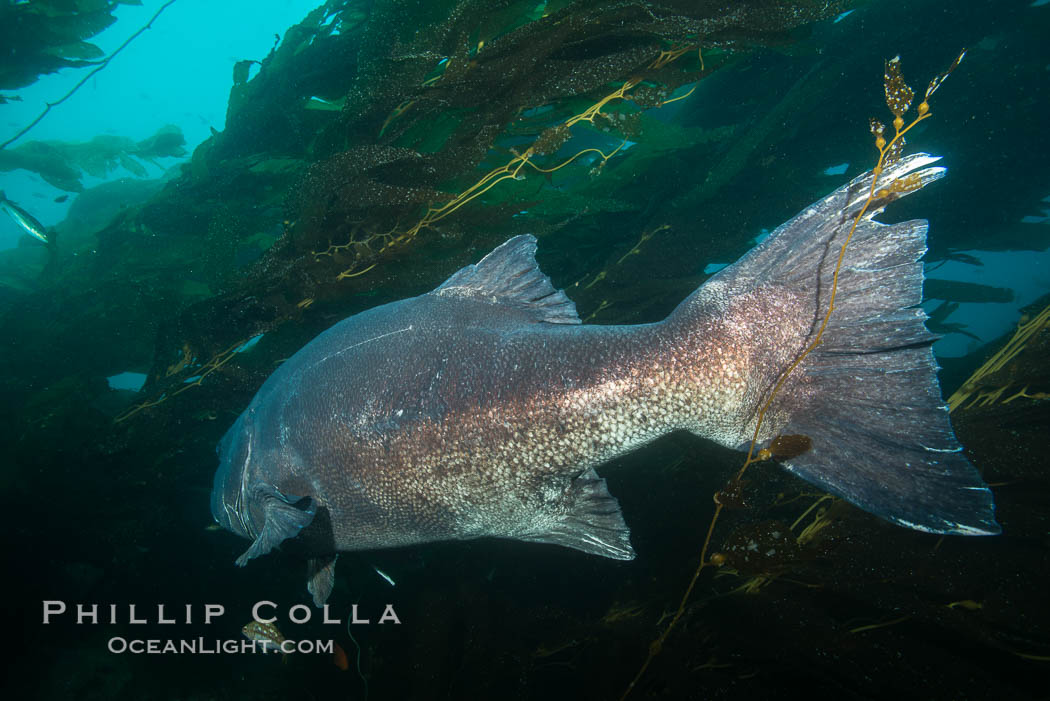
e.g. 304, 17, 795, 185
2, 1, 1050, 700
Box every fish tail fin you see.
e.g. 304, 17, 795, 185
680, 154, 999, 535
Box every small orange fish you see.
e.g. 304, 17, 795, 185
332, 641, 349, 671
242, 620, 289, 662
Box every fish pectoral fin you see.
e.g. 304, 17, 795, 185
519, 467, 635, 561
235, 487, 316, 567
307, 554, 338, 607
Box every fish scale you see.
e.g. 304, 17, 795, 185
212, 153, 999, 606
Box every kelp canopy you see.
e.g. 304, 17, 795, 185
0, 0, 855, 435
0, 125, 186, 192
0, 0, 142, 92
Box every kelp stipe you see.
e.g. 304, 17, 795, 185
948, 301, 1050, 411
622, 51, 985, 699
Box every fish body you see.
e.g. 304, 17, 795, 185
211, 155, 999, 605
0, 191, 49, 244
242, 620, 286, 653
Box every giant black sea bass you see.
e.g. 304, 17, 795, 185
210, 154, 999, 606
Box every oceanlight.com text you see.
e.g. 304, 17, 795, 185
106, 637, 334, 655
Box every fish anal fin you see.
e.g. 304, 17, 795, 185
519, 467, 635, 560
434, 234, 581, 325
307, 554, 338, 607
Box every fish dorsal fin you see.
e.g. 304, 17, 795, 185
434, 234, 581, 324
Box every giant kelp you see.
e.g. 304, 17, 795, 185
95, 0, 855, 424
0, 125, 186, 192
0, 0, 137, 92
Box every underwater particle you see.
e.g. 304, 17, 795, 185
720, 521, 798, 575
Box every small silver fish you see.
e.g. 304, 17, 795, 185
372, 566, 396, 587
0, 191, 49, 244
211, 154, 999, 606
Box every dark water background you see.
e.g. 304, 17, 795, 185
2, 0, 1048, 699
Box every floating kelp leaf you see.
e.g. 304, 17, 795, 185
393, 110, 464, 154
0, 141, 84, 192
233, 60, 257, 86
0, 125, 184, 191
45, 41, 105, 60
134, 125, 187, 160
73, 0, 114, 10
79, 135, 137, 177
883, 56, 914, 119
0, 0, 119, 89
118, 153, 148, 178
925, 279, 1015, 303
